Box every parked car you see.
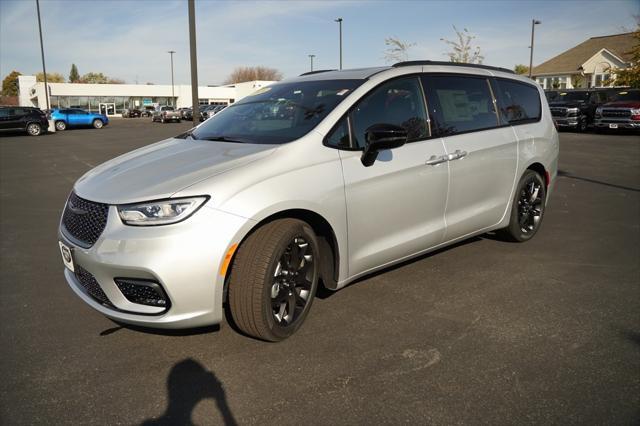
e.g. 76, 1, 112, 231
152, 106, 181, 123
58, 61, 558, 341
123, 108, 142, 118
177, 107, 193, 120
141, 107, 155, 118
594, 89, 640, 131
51, 109, 108, 131
547, 89, 609, 132
198, 104, 216, 121
0, 106, 49, 136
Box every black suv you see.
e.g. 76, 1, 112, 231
0, 106, 49, 136
547, 89, 609, 132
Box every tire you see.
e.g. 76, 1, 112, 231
499, 170, 547, 242
55, 121, 66, 131
26, 122, 42, 136
92, 119, 104, 129
228, 219, 320, 341
161, 116, 165, 124
577, 117, 588, 132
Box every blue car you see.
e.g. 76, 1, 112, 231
51, 109, 109, 131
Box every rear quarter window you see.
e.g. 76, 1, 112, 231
494, 79, 541, 125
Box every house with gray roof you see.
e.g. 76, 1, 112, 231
532, 32, 635, 90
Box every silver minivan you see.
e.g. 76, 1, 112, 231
58, 61, 559, 341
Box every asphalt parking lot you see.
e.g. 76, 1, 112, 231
1, 119, 638, 425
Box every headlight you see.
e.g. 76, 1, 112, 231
118, 196, 208, 226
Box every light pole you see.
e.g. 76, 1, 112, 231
528, 19, 541, 79
168, 50, 176, 106
35, 0, 50, 110
188, 0, 199, 126
308, 54, 316, 72
334, 18, 343, 70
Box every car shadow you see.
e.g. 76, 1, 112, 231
316, 236, 483, 300
100, 321, 219, 337
141, 358, 237, 426
558, 170, 640, 192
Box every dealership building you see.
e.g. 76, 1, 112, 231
17, 75, 274, 116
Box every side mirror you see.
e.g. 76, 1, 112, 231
361, 123, 408, 167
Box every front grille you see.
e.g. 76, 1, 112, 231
550, 107, 567, 117
75, 265, 113, 307
62, 192, 109, 247
602, 109, 631, 118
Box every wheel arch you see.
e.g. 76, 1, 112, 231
223, 208, 341, 302
525, 161, 549, 188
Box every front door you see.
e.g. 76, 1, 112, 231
338, 76, 449, 278
99, 103, 116, 116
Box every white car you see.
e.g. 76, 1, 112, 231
58, 61, 559, 341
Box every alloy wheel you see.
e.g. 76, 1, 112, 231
517, 179, 543, 234
270, 236, 314, 326
27, 123, 41, 136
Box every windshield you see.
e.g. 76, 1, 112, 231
162, 106, 175, 111
191, 79, 364, 144
611, 90, 640, 102
557, 91, 589, 102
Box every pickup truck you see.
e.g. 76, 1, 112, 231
594, 89, 640, 131
151, 106, 182, 123
547, 89, 608, 132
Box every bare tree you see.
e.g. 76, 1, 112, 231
440, 26, 484, 64
383, 37, 416, 64
225, 66, 283, 84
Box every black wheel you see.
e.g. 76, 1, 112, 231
577, 117, 588, 132
55, 120, 66, 131
228, 219, 320, 341
161, 116, 165, 124
26, 122, 42, 136
92, 119, 104, 129
499, 170, 546, 242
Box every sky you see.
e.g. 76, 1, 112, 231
0, 0, 637, 86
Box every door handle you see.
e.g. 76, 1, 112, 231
449, 150, 468, 161
425, 155, 448, 166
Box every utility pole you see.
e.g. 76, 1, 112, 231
335, 18, 343, 70
528, 19, 541, 79
168, 50, 176, 106
36, 0, 50, 110
188, 0, 199, 126
308, 54, 316, 72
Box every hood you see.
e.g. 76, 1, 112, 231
549, 101, 585, 108
74, 138, 277, 204
602, 101, 640, 109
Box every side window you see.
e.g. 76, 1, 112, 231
325, 117, 351, 149
350, 77, 428, 149
422, 75, 498, 136
0, 109, 10, 118
494, 79, 541, 124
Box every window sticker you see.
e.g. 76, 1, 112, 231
336, 89, 350, 96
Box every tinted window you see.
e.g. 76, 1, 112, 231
0, 109, 11, 118
422, 75, 498, 136
350, 77, 428, 149
495, 79, 541, 124
192, 79, 364, 144
325, 117, 351, 149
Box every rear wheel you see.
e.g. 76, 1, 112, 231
499, 170, 546, 242
228, 219, 319, 341
55, 121, 66, 131
92, 119, 104, 129
26, 122, 42, 136
577, 117, 588, 132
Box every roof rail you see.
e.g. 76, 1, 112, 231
392, 60, 515, 74
299, 69, 336, 76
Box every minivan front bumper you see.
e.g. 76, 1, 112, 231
59, 204, 252, 329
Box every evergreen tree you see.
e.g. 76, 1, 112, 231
69, 64, 80, 83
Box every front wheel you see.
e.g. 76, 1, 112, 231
26, 122, 42, 136
55, 121, 66, 131
92, 119, 104, 129
228, 219, 320, 341
499, 170, 547, 242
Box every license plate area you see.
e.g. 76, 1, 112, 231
59, 241, 75, 272
609, 123, 618, 129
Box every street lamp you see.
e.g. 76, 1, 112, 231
308, 54, 316, 72
187, 0, 199, 126
35, 0, 50, 111
528, 19, 541, 79
334, 18, 343, 70
168, 50, 176, 106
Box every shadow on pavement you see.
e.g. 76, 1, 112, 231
100, 321, 220, 337
558, 170, 640, 192
142, 358, 237, 426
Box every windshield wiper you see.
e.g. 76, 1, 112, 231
197, 135, 252, 143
